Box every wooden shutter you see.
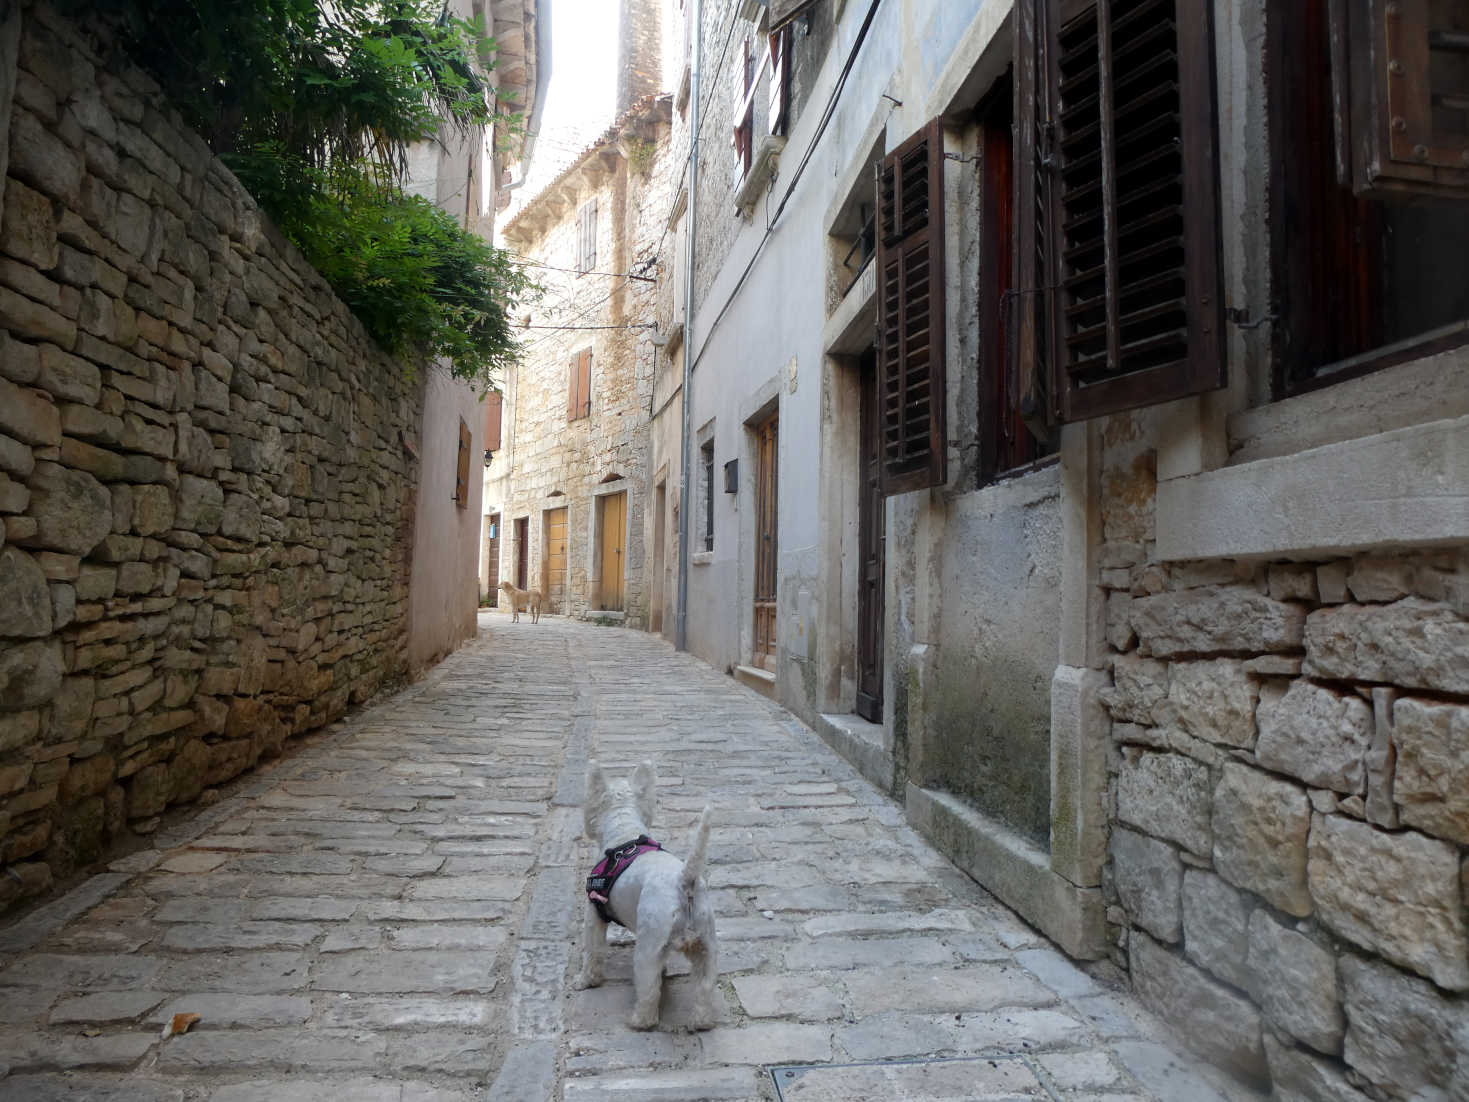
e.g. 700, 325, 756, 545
769, 0, 819, 33
1013, 0, 1055, 441
578, 349, 592, 419
1330, 0, 1469, 199
455, 419, 471, 508
876, 121, 947, 496
577, 200, 598, 272
483, 390, 502, 453
768, 28, 792, 136
1019, 0, 1225, 424
567, 354, 580, 420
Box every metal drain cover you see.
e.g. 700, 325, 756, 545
770, 1055, 1058, 1101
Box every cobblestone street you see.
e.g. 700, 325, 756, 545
0, 614, 1258, 1101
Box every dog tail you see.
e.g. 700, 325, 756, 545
681, 806, 711, 897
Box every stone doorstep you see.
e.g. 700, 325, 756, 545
905, 784, 1106, 962
734, 665, 776, 701
815, 713, 895, 794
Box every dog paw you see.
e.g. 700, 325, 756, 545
687, 1008, 717, 1032
572, 972, 603, 991
627, 1009, 659, 1031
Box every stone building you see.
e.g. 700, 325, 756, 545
0, 0, 543, 913
658, 0, 1469, 1096
488, 91, 674, 627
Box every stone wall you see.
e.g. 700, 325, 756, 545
0, 5, 425, 912
1099, 543, 1469, 1096
497, 99, 673, 627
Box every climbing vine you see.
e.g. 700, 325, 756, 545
70, 0, 534, 389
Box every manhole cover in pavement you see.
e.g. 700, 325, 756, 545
769, 1055, 1061, 1101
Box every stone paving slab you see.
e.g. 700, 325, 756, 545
0, 613, 1261, 1101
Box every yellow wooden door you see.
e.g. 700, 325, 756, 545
544, 507, 568, 614
598, 492, 625, 611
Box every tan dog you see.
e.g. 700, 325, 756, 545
498, 580, 543, 623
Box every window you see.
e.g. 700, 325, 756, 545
567, 349, 592, 422
1012, 0, 1225, 427
733, 38, 755, 177
483, 390, 503, 456
768, 26, 792, 138
1270, 0, 1469, 397
455, 418, 471, 508
700, 441, 715, 551
732, 28, 795, 176
576, 199, 598, 273
877, 121, 947, 496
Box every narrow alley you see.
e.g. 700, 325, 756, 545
0, 613, 1254, 1102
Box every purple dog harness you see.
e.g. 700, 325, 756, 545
586, 835, 663, 926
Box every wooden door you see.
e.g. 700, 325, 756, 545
857, 354, 885, 722
486, 513, 501, 594
544, 507, 568, 613
514, 517, 528, 591
597, 492, 626, 611
753, 416, 779, 671
651, 483, 666, 633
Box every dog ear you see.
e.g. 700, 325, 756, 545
633, 760, 657, 825
584, 760, 606, 837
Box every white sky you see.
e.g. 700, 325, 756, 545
498, 0, 622, 227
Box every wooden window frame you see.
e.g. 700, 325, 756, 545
1329, 0, 1469, 201
576, 198, 598, 273
1014, 0, 1227, 427
700, 440, 715, 552
876, 120, 948, 497
567, 349, 592, 422
1273, 0, 1469, 398
454, 418, 471, 509
733, 37, 758, 177
483, 390, 503, 455
769, 26, 793, 137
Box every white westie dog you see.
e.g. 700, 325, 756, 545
576, 759, 718, 1031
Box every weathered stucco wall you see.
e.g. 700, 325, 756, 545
0, 5, 429, 911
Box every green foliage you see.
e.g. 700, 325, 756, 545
75, 0, 532, 388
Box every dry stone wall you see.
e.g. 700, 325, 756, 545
1099, 543, 1469, 1097
0, 5, 423, 912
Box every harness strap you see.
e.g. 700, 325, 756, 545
585, 835, 662, 926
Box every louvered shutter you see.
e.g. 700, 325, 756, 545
876, 121, 947, 496
1029, 0, 1225, 424
1013, 0, 1055, 441
1330, 0, 1469, 199
484, 391, 502, 453
578, 350, 592, 419
567, 355, 580, 421
455, 419, 471, 508
768, 28, 791, 136
769, 0, 819, 33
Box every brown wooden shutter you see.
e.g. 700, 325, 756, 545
484, 391, 502, 452
1013, 0, 1056, 442
876, 121, 947, 496
769, 0, 819, 33
768, 28, 792, 136
455, 419, 471, 508
1330, 0, 1469, 199
1021, 0, 1225, 424
578, 349, 592, 419
567, 355, 580, 421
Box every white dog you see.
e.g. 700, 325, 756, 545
577, 759, 718, 1031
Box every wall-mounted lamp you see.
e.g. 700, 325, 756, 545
483, 449, 495, 469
